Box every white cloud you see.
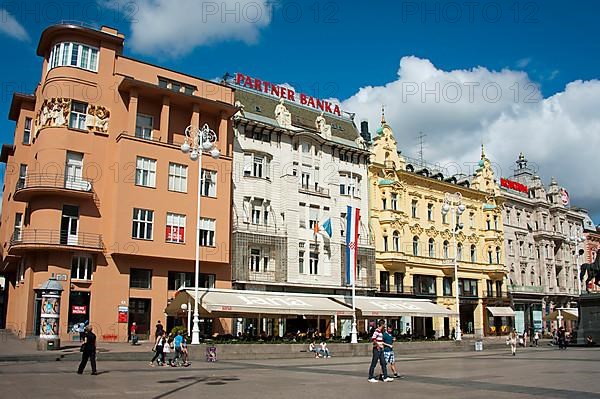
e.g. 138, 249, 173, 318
342, 56, 600, 222
106, 0, 272, 57
516, 57, 532, 68
0, 9, 30, 42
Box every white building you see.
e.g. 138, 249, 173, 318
227, 77, 375, 335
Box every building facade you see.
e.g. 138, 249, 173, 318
227, 75, 375, 336
501, 154, 586, 333
369, 117, 508, 338
582, 211, 600, 293
0, 24, 236, 342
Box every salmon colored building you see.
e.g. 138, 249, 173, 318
0, 24, 236, 342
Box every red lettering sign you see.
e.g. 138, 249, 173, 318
166, 226, 184, 242
501, 178, 528, 194
234, 73, 342, 117
71, 305, 87, 315
118, 311, 128, 323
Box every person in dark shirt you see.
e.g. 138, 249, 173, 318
155, 320, 165, 339
77, 325, 97, 375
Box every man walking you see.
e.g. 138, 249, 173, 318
383, 326, 400, 378
368, 320, 393, 383
77, 325, 97, 375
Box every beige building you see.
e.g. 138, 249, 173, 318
369, 116, 509, 338
0, 24, 236, 342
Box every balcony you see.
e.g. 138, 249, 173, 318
298, 184, 330, 198
507, 284, 544, 294
233, 221, 286, 236
9, 229, 104, 254
14, 174, 94, 202
248, 270, 276, 282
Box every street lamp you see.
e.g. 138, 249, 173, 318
441, 192, 466, 341
181, 123, 220, 345
568, 235, 585, 296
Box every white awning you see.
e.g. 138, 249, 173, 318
332, 295, 456, 317
166, 288, 355, 317
487, 306, 516, 317
545, 308, 578, 321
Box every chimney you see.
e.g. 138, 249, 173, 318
360, 120, 371, 143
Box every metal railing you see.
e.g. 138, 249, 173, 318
299, 184, 330, 197
16, 173, 93, 193
233, 221, 286, 235
10, 229, 103, 250
507, 284, 544, 294
248, 270, 276, 282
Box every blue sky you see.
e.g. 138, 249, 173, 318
1, 0, 599, 223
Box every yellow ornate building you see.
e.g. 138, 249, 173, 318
369, 116, 509, 338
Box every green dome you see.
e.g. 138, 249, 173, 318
478, 160, 485, 167
376, 126, 384, 135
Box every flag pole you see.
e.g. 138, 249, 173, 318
350, 170, 358, 344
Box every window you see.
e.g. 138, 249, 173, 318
69, 101, 87, 130
299, 248, 305, 274
428, 238, 435, 258
243, 153, 270, 179
391, 193, 398, 210
71, 255, 93, 281
488, 248, 493, 264
130, 268, 152, 289
443, 240, 449, 258
135, 156, 156, 188
506, 209, 511, 225
516, 212, 521, 225
13, 212, 23, 241
470, 245, 477, 262
442, 212, 447, 224
411, 200, 418, 218
486, 217, 491, 230
486, 280, 494, 297
168, 162, 188, 193
251, 199, 268, 225
493, 215, 499, 230
383, 235, 388, 252
394, 272, 404, 293
443, 277, 453, 296
381, 197, 387, 210
457, 243, 463, 260
380, 271, 390, 292
459, 278, 478, 297
166, 213, 186, 243
413, 236, 419, 256
309, 251, 319, 275
496, 246, 501, 264
495, 281, 503, 297
339, 173, 359, 197
168, 271, 192, 290
132, 208, 154, 240
508, 240, 514, 255
413, 275, 436, 295
48, 42, 99, 72
201, 169, 217, 197
23, 117, 32, 144
17, 258, 25, 284
249, 248, 261, 272
308, 207, 319, 230
427, 203, 433, 221
393, 231, 400, 252
199, 218, 216, 247
469, 212, 475, 228
301, 143, 311, 154
135, 114, 153, 139
18, 164, 27, 189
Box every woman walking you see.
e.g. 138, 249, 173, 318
507, 329, 517, 356
150, 331, 165, 366
77, 325, 97, 375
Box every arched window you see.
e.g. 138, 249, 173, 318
383, 235, 388, 252
496, 246, 501, 264
486, 217, 491, 230
457, 243, 463, 260
443, 240, 449, 258
412, 236, 419, 256
488, 248, 493, 264
470, 245, 476, 262
393, 231, 400, 252
493, 215, 499, 230
428, 238, 435, 258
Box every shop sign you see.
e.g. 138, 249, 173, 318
234, 73, 342, 116
500, 178, 528, 194
71, 305, 87, 315
118, 305, 128, 323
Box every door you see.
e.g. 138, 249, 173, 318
65, 151, 84, 190
68, 291, 90, 337
129, 298, 151, 340
60, 205, 79, 245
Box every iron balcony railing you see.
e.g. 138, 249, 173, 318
299, 184, 330, 197
232, 221, 286, 235
248, 270, 276, 282
16, 173, 93, 193
11, 229, 103, 250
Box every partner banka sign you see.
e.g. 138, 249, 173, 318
234, 73, 342, 117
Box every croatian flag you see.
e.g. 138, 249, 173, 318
345, 206, 360, 285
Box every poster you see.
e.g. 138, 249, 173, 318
532, 310, 543, 332
118, 305, 128, 323
514, 310, 525, 334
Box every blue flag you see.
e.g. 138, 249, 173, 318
321, 218, 332, 238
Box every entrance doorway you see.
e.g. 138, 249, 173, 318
60, 205, 79, 245
460, 304, 476, 335
68, 291, 90, 338
129, 298, 151, 340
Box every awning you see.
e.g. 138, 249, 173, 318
487, 306, 516, 317
332, 295, 456, 317
166, 288, 355, 317
545, 308, 578, 321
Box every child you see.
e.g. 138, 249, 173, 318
308, 341, 320, 358
319, 341, 331, 358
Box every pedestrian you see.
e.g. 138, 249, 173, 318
150, 331, 165, 366
180, 335, 190, 366
383, 326, 400, 378
507, 329, 517, 356
77, 325, 97, 375
155, 320, 164, 339
319, 341, 331, 358
308, 341, 319, 358
368, 320, 393, 383
523, 330, 528, 347
172, 331, 184, 365
558, 327, 567, 350
533, 331, 540, 347
130, 322, 138, 345
163, 336, 172, 366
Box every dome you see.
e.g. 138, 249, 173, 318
478, 159, 485, 167
376, 126, 384, 135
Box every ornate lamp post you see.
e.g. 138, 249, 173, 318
181, 124, 220, 345
441, 192, 466, 341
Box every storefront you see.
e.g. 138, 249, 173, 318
486, 306, 515, 335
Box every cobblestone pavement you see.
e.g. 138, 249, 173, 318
1, 347, 599, 399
